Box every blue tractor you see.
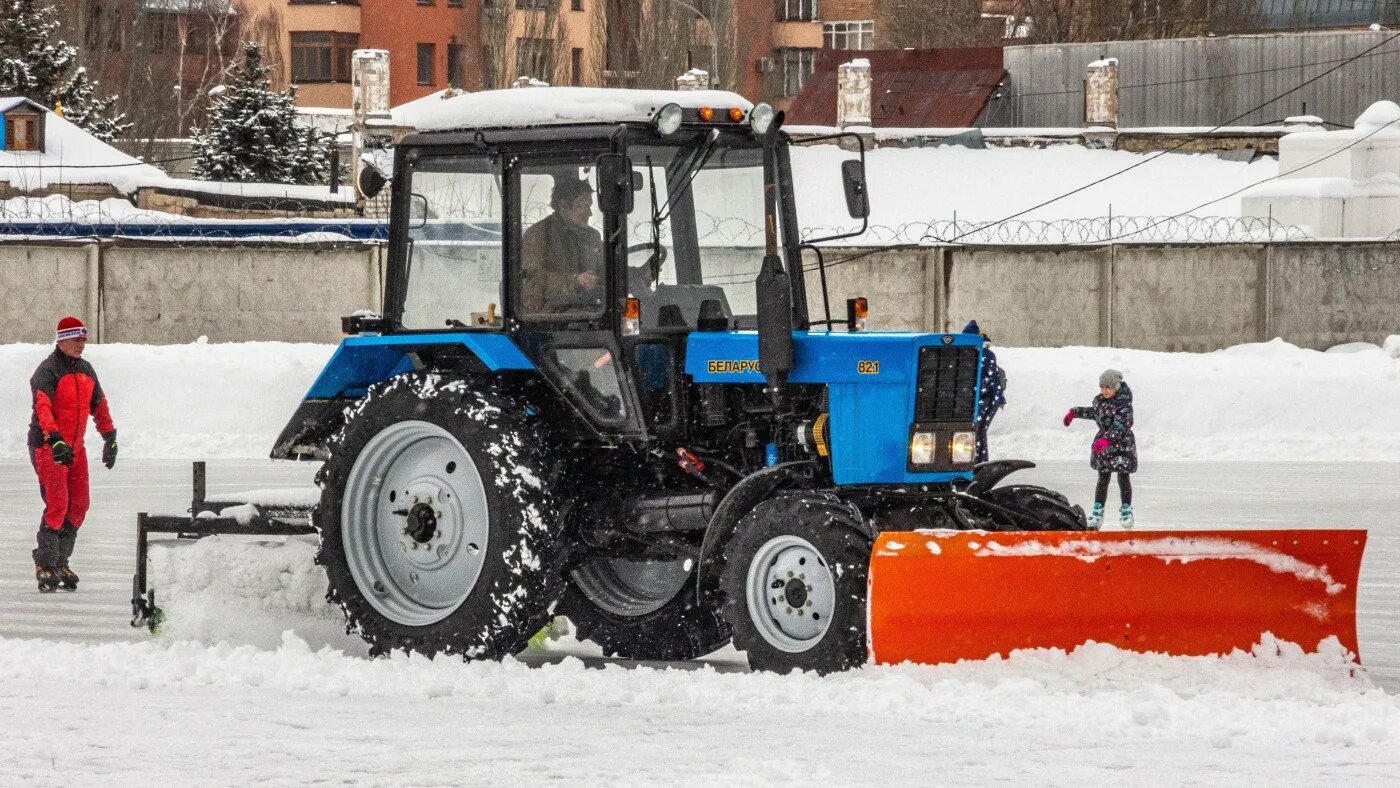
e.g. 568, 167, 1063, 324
256, 89, 1086, 673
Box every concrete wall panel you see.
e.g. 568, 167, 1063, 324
0, 244, 92, 343
946, 248, 1104, 347
802, 247, 931, 332
1111, 245, 1265, 352
1270, 244, 1400, 349
101, 245, 378, 344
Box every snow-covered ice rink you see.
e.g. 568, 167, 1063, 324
1, 340, 1398, 783
1, 459, 1397, 785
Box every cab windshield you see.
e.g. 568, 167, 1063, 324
626, 139, 775, 330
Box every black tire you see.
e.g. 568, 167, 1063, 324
315, 372, 564, 659
556, 557, 730, 661
720, 493, 872, 674
982, 484, 1090, 531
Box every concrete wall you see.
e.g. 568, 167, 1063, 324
0, 241, 383, 345
0, 239, 1393, 350
807, 241, 1399, 351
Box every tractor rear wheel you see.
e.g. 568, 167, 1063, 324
720, 493, 872, 674
315, 372, 563, 659
556, 556, 730, 661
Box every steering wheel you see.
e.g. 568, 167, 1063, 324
626, 242, 667, 287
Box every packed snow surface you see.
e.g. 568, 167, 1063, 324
0, 631, 1395, 783
2, 338, 1395, 462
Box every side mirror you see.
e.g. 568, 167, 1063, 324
841, 159, 869, 219
357, 161, 388, 199
595, 153, 635, 215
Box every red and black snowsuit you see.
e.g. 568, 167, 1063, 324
29, 347, 116, 568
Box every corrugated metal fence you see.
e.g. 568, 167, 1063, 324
989, 30, 1400, 128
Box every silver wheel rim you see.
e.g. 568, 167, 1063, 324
342, 420, 490, 627
572, 557, 691, 618
745, 535, 836, 653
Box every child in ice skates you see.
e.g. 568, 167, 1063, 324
1063, 369, 1136, 529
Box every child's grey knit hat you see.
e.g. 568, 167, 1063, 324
1099, 369, 1123, 389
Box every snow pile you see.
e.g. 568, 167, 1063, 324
0, 341, 332, 460
147, 536, 364, 654
411, 87, 752, 133
791, 144, 1280, 242
0, 338, 1396, 462
990, 339, 1400, 462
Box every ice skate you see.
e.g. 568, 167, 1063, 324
35, 564, 58, 593
57, 566, 79, 591
1087, 502, 1105, 529
1119, 504, 1134, 530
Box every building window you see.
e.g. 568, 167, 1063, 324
417, 0, 432, 6
4, 113, 41, 152
291, 32, 358, 83
417, 43, 437, 85
823, 20, 872, 49
778, 47, 815, 97
139, 13, 180, 53
448, 0, 463, 6
447, 43, 467, 87
571, 0, 582, 9
516, 0, 553, 8
571, 47, 582, 85
776, 0, 818, 22
516, 37, 551, 80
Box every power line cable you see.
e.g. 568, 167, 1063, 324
1074, 113, 1400, 244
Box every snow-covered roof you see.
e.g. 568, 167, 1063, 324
0, 99, 167, 193
411, 87, 754, 133
0, 97, 46, 114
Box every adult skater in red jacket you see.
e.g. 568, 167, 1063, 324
29, 317, 118, 592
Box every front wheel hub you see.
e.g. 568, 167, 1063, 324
404, 502, 438, 543
746, 535, 837, 653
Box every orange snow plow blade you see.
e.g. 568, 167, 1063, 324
868, 529, 1366, 666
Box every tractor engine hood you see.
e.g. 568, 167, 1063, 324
686, 330, 984, 485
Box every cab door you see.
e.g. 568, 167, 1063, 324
506, 147, 647, 442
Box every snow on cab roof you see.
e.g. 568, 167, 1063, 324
411, 87, 754, 133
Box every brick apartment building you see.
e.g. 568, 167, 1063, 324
234, 0, 881, 110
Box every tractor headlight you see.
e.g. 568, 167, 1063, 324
654, 103, 683, 135
749, 103, 775, 135
950, 431, 976, 464
909, 431, 936, 465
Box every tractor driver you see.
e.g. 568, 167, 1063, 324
520, 177, 605, 314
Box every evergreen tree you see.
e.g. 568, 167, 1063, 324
0, 0, 128, 141
191, 42, 330, 184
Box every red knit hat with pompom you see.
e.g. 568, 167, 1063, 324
56, 316, 87, 341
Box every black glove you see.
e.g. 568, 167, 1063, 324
47, 432, 73, 466
102, 431, 118, 470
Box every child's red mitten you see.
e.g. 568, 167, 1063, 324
1092, 437, 1109, 454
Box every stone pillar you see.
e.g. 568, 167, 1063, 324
675, 73, 698, 91
837, 58, 872, 129
1083, 56, 1119, 149
515, 76, 550, 87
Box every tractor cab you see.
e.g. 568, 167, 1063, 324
385, 89, 805, 447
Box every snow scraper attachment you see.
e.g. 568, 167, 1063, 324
868, 529, 1367, 665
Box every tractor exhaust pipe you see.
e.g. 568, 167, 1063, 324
755, 111, 792, 409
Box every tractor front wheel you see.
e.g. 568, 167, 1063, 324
720, 493, 872, 674
315, 373, 563, 659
